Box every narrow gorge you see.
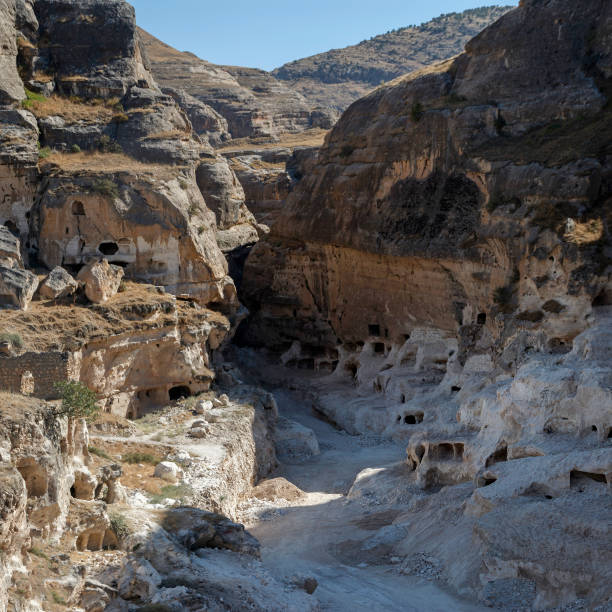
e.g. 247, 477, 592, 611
0, 1, 610, 611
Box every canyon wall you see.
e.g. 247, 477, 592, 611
239, 3, 612, 607
243, 0, 612, 357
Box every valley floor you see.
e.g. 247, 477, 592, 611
245, 388, 488, 612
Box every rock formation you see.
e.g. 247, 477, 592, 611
239, 1, 612, 607
273, 6, 513, 112
138, 27, 336, 141
0, 0, 611, 610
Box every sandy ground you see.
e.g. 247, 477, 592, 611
247, 388, 488, 612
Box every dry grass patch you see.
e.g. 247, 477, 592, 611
218, 128, 328, 153
143, 129, 190, 141
40, 151, 176, 177
24, 95, 118, 123
564, 218, 605, 245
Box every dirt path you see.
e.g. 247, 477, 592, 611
249, 388, 487, 612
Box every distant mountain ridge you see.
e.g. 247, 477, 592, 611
272, 6, 514, 111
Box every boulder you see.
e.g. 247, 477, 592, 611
117, 558, 161, 602
275, 417, 320, 461
0, 224, 21, 266
77, 259, 124, 304
153, 461, 183, 484
39, 266, 78, 299
188, 427, 210, 439
161, 507, 260, 557
166, 450, 191, 467
194, 399, 213, 415
79, 579, 116, 612
0, 265, 39, 310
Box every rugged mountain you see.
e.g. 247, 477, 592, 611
273, 5, 513, 111
241, 0, 612, 606
138, 28, 336, 141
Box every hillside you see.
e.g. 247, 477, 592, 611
138, 28, 335, 141
273, 5, 513, 110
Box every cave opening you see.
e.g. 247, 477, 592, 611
72, 201, 85, 216
168, 385, 192, 401
477, 474, 497, 487
404, 412, 424, 425
485, 445, 508, 467
368, 324, 381, 336
477, 312, 487, 325
4, 220, 19, 236
98, 241, 119, 256
345, 362, 358, 379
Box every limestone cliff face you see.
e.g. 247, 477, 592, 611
0, 0, 264, 310
242, 0, 612, 357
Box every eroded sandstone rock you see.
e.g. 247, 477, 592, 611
39, 265, 78, 299
77, 259, 124, 304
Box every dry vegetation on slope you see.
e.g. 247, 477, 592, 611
273, 6, 513, 111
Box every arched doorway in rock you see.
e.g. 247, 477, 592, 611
168, 385, 191, 401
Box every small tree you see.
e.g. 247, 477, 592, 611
53, 381, 99, 420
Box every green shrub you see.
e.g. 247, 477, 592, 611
411, 102, 424, 123
53, 381, 99, 420
51, 591, 66, 605
122, 452, 159, 465
179, 178, 189, 190
0, 333, 23, 348
28, 546, 48, 559
22, 88, 46, 111
188, 202, 201, 218
71, 144, 81, 153
109, 513, 131, 539
38, 146, 51, 159
148, 483, 192, 505
91, 178, 119, 199
88, 446, 113, 460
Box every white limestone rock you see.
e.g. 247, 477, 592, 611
77, 259, 124, 304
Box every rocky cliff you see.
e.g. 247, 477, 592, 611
243, 0, 612, 354
138, 28, 336, 141
273, 5, 513, 112
0, 0, 269, 311
240, 2, 612, 606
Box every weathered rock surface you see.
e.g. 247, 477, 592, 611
243, 0, 612, 356
153, 461, 183, 483
237, 2, 612, 609
77, 258, 124, 304
0, 0, 25, 103
31, 0, 154, 98
273, 6, 512, 112
275, 416, 320, 461
164, 87, 231, 146
0, 225, 38, 309
39, 265, 78, 299
138, 27, 335, 140
0, 223, 21, 265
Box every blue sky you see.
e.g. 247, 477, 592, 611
129, 1, 518, 72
